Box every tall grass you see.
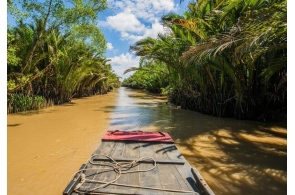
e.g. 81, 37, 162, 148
7, 94, 54, 114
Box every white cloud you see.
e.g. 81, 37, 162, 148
142, 20, 164, 39
120, 32, 143, 42
150, 0, 175, 13
106, 10, 146, 34
108, 0, 177, 22
108, 53, 140, 79
101, 0, 177, 44
117, 19, 165, 42
106, 42, 114, 50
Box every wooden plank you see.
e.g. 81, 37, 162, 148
152, 143, 183, 191
155, 143, 200, 193
107, 141, 125, 191
156, 143, 184, 160
93, 140, 115, 154
112, 142, 141, 192
138, 142, 162, 189
79, 141, 117, 193
88, 188, 142, 194
111, 141, 125, 159
92, 156, 185, 164
156, 143, 195, 192
91, 141, 120, 191
123, 142, 140, 159
160, 143, 200, 193
89, 187, 199, 195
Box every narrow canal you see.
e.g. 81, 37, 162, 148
7, 87, 287, 195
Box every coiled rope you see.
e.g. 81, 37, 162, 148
69, 154, 195, 194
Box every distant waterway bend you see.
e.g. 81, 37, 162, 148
7, 87, 287, 195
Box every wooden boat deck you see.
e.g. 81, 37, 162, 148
63, 132, 214, 195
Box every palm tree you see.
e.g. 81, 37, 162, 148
127, 0, 286, 120
180, 0, 287, 119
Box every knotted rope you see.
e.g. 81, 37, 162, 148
69, 154, 195, 194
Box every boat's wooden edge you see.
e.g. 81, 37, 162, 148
63, 164, 87, 195
92, 156, 185, 165
191, 168, 215, 195
83, 188, 200, 195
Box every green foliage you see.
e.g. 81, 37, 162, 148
128, 0, 287, 121
7, 0, 120, 113
7, 30, 21, 67
122, 59, 169, 94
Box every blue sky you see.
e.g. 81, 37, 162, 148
97, 0, 190, 80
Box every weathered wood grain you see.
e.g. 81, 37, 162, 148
82, 141, 117, 192
162, 143, 200, 193
113, 142, 140, 191
63, 164, 87, 195
65, 141, 209, 195
138, 142, 162, 191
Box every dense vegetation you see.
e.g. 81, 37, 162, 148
122, 0, 287, 121
7, 0, 121, 113
122, 58, 170, 94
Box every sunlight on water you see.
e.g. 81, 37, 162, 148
239, 132, 286, 146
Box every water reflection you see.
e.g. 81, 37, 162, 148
107, 87, 287, 195
106, 87, 168, 131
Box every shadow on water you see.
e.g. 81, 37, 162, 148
58, 102, 76, 106
7, 108, 58, 117
155, 109, 287, 195
7, 124, 21, 127
107, 87, 287, 195
8, 102, 77, 118
127, 90, 167, 101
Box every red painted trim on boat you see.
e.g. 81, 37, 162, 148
102, 131, 174, 143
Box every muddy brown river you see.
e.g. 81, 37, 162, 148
7, 87, 287, 195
